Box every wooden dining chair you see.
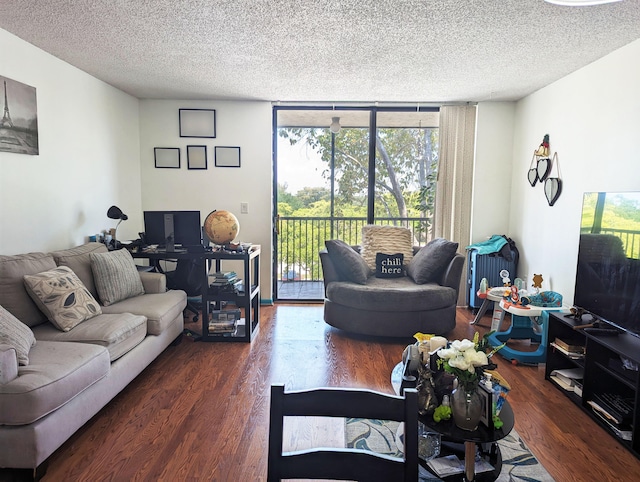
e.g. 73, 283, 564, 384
267, 384, 418, 482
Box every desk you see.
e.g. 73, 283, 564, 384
132, 246, 261, 342
391, 363, 514, 481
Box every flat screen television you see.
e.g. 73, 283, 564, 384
143, 210, 202, 250
574, 191, 640, 338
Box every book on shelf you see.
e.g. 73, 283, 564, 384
209, 308, 241, 326
550, 341, 585, 359
591, 409, 633, 441
553, 337, 585, 354
211, 271, 237, 279
550, 367, 584, 394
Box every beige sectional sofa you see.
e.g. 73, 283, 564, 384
0, 242, 187, 477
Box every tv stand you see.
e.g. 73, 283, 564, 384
546, 312, 640, 458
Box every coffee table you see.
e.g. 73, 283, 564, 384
391, 362, 514, 481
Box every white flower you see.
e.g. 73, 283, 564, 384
437, 337, 489, 374
451, 339, 475, 352
464, 349, 488, 367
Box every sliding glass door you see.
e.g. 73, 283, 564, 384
273, 106, 439, 301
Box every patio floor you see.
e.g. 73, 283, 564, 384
276, 281, 324, 301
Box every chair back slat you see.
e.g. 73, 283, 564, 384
267, 384, 418, 482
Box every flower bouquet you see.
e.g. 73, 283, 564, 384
435, 332, 504, 431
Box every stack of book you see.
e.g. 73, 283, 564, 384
208, 308, 241, 335
550, 367, 584, 396
588, 392, 633, 441
550, 337, 586, 359
209, 271, 242, 294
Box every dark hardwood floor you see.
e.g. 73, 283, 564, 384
9, 304, 640, 481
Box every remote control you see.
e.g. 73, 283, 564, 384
584, 327, 620, 336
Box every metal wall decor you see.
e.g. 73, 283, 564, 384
527, 134, 562, 206
544, 152, 562, 206
527, 134, 550, 187
179, 108, 216, 138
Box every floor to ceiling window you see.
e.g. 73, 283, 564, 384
274, 105, 439, 301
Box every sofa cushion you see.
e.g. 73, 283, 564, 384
32, 313, 147, 362
101, 290, 187, 335
325, 240, 370, 285
51, 242, 108, 299
361, 225, 414, 271
406, 238, 459, 284
90, 249, 145, 306
375, 253, 404, 278
326, 277, 457, 312
0, 305, 36, 366
0, 252, 57, 327
0, 340, 110, 425
23, 266, 102, 332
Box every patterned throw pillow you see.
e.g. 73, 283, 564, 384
361, 225, 414, 271
90, 249, 145, 306
375, 253, 405, 278
23, 266, 102, 332
0, 304, 36, 365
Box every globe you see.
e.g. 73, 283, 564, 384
204, 210, 240, 245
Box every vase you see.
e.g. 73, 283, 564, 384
451, 381, 482, 431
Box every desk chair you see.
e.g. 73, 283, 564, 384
165, 257, 203, 322
267, 384, 418, 482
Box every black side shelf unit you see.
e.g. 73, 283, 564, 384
200, 247, 261, 342
545, 312, 640, 458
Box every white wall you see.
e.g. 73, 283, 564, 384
507, 39, 640, 302
0, 29, 142, 254
472, 102, 516, 244
139, 100, 273, 299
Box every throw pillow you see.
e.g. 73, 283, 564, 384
406, 238, 459, 284
325, 239, 370, 285
0, 304, 36, 365
360, 225, 413, 271
375, 253, 404, 278
23, 266, 102, 332
90, 249, 145, 306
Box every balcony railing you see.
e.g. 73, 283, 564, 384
580, 227, 640, 259
276, 216, 432, 283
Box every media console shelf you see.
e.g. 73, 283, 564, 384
546, 312, 640, 458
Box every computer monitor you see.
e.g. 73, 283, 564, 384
143, 211, 202, 251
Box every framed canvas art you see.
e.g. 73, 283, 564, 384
0, 75, 39, 155
179, 109, 216, 138
154, 147, 181, 168
187, 145, 207, 170
215, 146, 241, 168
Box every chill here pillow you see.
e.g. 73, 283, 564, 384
375, 253, 404, 278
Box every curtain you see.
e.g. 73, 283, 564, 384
435, 104, 477, 305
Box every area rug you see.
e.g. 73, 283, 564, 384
346, 418, 554, 481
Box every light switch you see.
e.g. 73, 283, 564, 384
241, 202, 249, 214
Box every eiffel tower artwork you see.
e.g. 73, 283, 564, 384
0, 75, 39, 155
1, 80, 14, 129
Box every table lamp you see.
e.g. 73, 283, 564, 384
107, 205, 128, 249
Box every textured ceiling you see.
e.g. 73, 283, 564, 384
1, 0, 639, 103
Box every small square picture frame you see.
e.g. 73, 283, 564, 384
187, 145, 208, 170
154, 147, 181, 169
478, 383, 493, 429
215, 146, 241, 168
179, 108, 216, 138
